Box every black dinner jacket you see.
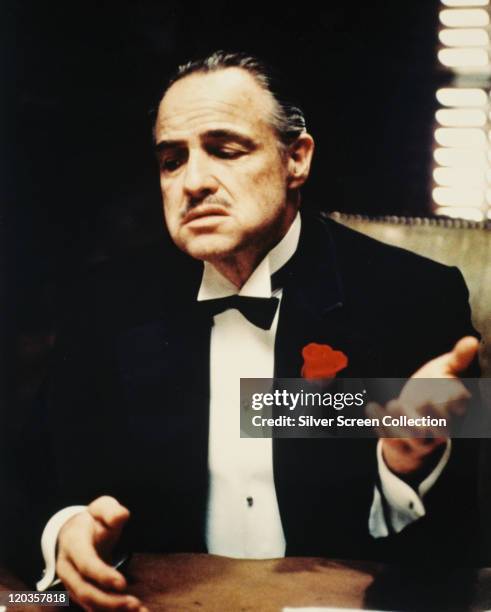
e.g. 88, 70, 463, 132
4, 214, 481, 584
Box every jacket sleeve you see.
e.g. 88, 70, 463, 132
371, 264, 481, 565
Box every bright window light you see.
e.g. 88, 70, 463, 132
439, 9, 489, 26
439, 28, 489, 46
441, 0, 489, 6
435, 127, 486, 147
436, 108, 486, 126
436, 88, 487, 106
434, 147, 487, 166
433, 187, 484, 206
438, 48, 488, 67
433, 167, 486, 186
434, 1, 490, 220
435, 206, 485, 220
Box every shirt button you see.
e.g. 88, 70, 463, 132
247, 496, 253, 507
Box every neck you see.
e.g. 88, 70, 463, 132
209, 203, 299, 288
209, 252, 264, 289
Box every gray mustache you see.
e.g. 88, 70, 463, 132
180, 197, 232, 218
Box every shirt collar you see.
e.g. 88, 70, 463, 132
197, 213, 301, 301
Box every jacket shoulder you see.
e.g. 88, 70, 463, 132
320, 215, 464, 284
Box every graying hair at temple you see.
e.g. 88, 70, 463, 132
163, 50, 307, 148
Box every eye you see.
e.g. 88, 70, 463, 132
210, 146, 246, 160
160, 157, 183, 173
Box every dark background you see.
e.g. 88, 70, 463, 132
0, 0, 445, 406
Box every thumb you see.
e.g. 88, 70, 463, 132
444, 336, 479, 375
88, 495, 130, 531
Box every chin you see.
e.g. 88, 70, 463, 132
179, 234, 239, 262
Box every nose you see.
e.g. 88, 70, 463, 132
183, 150, 219, 202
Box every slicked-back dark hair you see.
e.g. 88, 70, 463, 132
161, 50, 307, 148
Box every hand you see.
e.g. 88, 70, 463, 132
56, 495, 147, 612
368, 336, 479, 476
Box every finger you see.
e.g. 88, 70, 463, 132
410, 336, 479, 379
422, 395, 468, 419
376, 399, 417, 438
58, 555, 141, 611
399, 375, 470, 422
365, 401, 382, 422
366, 402, 391, 438
388, 398, 449, 438
369, 400, 447, 439
444, 336, 479, 376
88, 496, 130, 531
382, 435, 446, 458
60, 523, 127, 591
382, 437, 445, 462
88, 497, 130, 564
366, 401, 403, 437
447, 398, 468, 417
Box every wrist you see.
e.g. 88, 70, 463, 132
382, 438, 446, 485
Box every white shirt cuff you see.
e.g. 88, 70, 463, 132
36, 506, 87, 591
369, 439, 451, 538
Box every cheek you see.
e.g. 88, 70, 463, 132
249, 168, 287, 209
239, 163, 281, 197
161, 196, 182, 242
251, 153, 287, 191
161, 184, 179, 219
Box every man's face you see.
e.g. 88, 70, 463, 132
154, 68, 296, 267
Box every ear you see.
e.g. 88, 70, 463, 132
286, 133, 315, 190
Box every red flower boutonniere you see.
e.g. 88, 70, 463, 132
301, 343, 348, 379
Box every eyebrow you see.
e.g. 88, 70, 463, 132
155, 129, 256, 152
204, 129, 256, 149
155, 140, 185, 153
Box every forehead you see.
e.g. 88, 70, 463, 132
155, 68, 276, 141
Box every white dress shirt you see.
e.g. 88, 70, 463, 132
37, 213, 449, 589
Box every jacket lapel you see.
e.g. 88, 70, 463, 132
274, 214, 348, 379
273, 215, 376, 557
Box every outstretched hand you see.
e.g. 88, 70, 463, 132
368, 336, 479, 476
56, 495, 147, 612
408, 336, 479, 380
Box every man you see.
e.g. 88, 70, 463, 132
6, 52, 480, 610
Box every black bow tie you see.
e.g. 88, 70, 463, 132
198, 295, 280, 330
